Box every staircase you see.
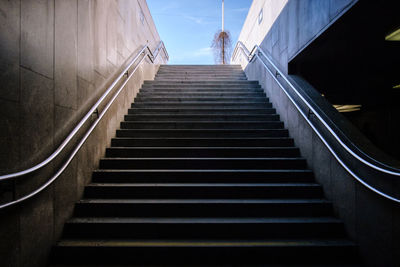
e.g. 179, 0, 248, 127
51, 65, 358, 265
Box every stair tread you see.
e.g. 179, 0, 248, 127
78, 199, 329, 204
107, 147, 297, 149
57, 239, 355, 247
67, 217, 341, 224
94, 169, 313, 173
111, 137, 292, 140
50, 65, 358, 265
87, 183, 320, 187
100, 157, 306, 160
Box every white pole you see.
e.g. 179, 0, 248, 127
222, 0, 224, 32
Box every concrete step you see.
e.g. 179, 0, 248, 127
92, 169, 315, 183
137, 92, 266, 97
120, 121, 284, 130
156, 73, 247, 77
63, 217, 344, 239
159, 64, 242, 69
134, 97, 269, 103
128, 108, 276, 114
83, 183, 323, 199
110, 137, 294, 147
131, 102, 273, 108
156, 71, 245, 75
116, 129, 289, 138
124, 114, 279, 121
154, 76, 248, 80
74, 199, 333, 217
52, 238, 357, 265
140, 88, 263, 93
98, 158, 308, 170
155, 78, 249, 81
141, 85, 262, 90
105, 147, 300, 158
144, 80, 259, 85
50, 64, 359, 266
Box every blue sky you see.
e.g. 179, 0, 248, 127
147, 0, 252, 64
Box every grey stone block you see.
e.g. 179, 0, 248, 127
77, 76, 95, 112
106, 2, 118, 67
278, 6, 289, 54
0, 99, 20, 173
329, 0, 355, 20
0, 0, 20, 102
287, 0, 299, 59
78, 0, 95, 83
19, 189, 53, 267
297, 115, 313, 169
393, 205, 400, 264
355, 183, 393, 266
54, 156, 78, 241
21, 0, 54, 78
330, 160, 356, 238
20, 68, 54, 169
93, 0, 108, 76
55, 0, 78, 109
0, 210, 20, 267
312, 132, 332, 200
54, 105, 75, 148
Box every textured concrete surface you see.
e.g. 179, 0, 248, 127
234, 0, 400, 265
0, 0, 166, 266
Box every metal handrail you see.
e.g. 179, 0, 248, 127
0, 41, 168, 209
232, 41, 400, 203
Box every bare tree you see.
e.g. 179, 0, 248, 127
212, 30, 232, 64
211, 0, 232, 64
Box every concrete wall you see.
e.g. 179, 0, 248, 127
0, 0, 167, 266
234, 0, 400, 266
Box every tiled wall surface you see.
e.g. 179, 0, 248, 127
0, 1, 167, 266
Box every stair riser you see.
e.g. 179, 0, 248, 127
51, 64, 358, 266
135, 99, 269, 103
105, 148, 300, 157
98, 159, 307, 170
135, 99, 269, 104
144, 80, 258, 84
74, 202, 333, 217
51, 245, 357, 265
116, 129, 289, 138
92, 170, 314, 183
131, 103, 273, 108
63, 222, 344, 239
83, 186, 323, 199
128, 108, 276, 114
120, 122, 284, 130
110, 138, 294, 147
155, 74, 247, 77
156, 73, 246, 77
124, 115, 279, 122
155, 79, 249, 81
138, 93, 266, 97
142, 85, 260, 89
140, 87, 262, 91
154, 77, 248, 81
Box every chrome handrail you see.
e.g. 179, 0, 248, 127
232, 41, 400, 203
0, 41, 168, 209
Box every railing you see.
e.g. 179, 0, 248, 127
232, 41, 400, 203
0, 41, 168, 209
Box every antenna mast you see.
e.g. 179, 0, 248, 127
222, 0, 224, 32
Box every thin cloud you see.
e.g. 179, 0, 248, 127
183, 15, 216, 25
228, 7, 249, 13
159, 1, 180, 13
193, 47, 213, 57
